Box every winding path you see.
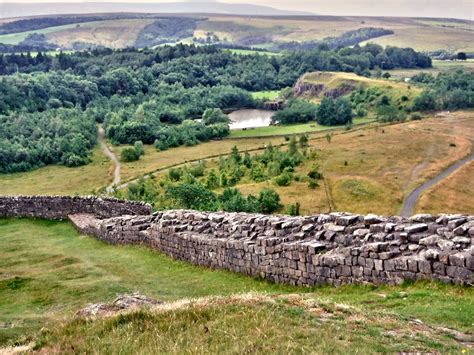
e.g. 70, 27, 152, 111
401, 148, 474, 217
98, 125, 121, 192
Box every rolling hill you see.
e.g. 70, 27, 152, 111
0, 13, 472, 53
0, 2, 313, 19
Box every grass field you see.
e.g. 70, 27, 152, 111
2, 15, 472, 52
230, 117, 374, 138
386, 59, 474, 80
0, 112, 472, 216
416, 160, 474, 215
1, 218, 472, 351
0, 23, 80, 44
228, 111, 474, 215
250, 90, 281, 100
0, 147, 112, 196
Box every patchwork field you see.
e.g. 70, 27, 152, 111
1, 218, 472, 351
386, 59, 474, 80
1, 14, 472, 52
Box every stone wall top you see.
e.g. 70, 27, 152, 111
0, 195, 152, 220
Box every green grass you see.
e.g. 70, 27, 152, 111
35, 291, 472, 353
250, 90, 280, 100
230, 117, 374, 138
0, 218, 297, 346
0, 24, 81, 45
1, 218, 472, 352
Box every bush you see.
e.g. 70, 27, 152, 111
411, 112, 422, 120
308, 179, 319, 189
219, 188, 258, 213
316, 97, 353, 126
307, 163, 322, 180
165, 183, 217, 211
272, 99, 318, 124
120, 147, 140, 162
286, 202, 300, 216
258, 188, 282, 214
413, 91, 438, 111
274, 171, 293, 186
133, 141, 145, 156
202, 108, 229, 125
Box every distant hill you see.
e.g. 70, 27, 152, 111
0, 2, 313, 19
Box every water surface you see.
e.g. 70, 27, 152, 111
229, 109, 274, 130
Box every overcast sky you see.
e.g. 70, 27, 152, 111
2, 0, 473, 20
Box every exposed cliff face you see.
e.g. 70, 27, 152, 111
293, 77, 355, 99
293, 78, 325, 97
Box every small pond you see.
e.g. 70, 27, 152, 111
228, 109, 274, 130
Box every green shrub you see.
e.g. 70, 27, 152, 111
121, 147, 140, 162
274, 172, 293, 186
258, 188, 282, 214
286, 202, 301, 216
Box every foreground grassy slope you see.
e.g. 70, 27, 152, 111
1, 219, 472, 352
0, 218, 295, 346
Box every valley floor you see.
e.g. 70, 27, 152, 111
0, 218, 472, 352
0, 111, 473, 215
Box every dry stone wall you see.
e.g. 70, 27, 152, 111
0, 196, 152, 219
71, 210, 473, 286
1, 195, 471, 286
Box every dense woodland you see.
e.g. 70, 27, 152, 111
0, 42, 457, 174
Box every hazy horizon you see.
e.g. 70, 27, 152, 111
1, 0, 473, 20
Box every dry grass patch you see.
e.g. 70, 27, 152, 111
46, 19, 153, 48
416, 160, 474, 215
0, 147, 112, 196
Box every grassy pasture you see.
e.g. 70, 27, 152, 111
0, 147, 112, 196
2, 14, 472, 52
0, 23, 80, 44
230, 117, 374, 138
250, 90, 281, 100
228, 112, 474, 216
386, 59, 474, 80
0, 112, 472, 216
417, 160, 474, 215
0, 218, 472, 351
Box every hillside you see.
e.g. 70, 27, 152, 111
0, 14, 472, 52
295, 72, 420, 107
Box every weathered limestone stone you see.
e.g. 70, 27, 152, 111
405, 224, 428, 235
1, 196, 471, 287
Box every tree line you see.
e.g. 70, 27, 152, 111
0, 43, 432, 173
